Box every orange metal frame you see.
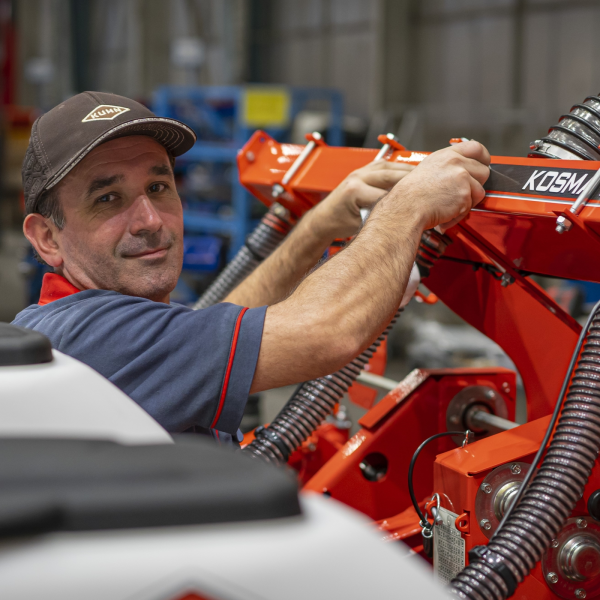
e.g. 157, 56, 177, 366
237, 131, 600, 599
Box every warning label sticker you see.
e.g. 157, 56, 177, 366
433, 507, 465, 584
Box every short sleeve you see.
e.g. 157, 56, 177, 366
13, 292, 266, 434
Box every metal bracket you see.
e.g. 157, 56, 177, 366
555, 167, 600, 233
374, 132, 405, 161
272, 131, 325, 199
360, 133, 406, 223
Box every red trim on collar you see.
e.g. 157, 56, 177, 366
38, 273, 81, 306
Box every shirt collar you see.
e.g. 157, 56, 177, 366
38, 273, 81, 306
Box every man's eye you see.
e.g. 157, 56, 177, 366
149, 183, 166, 194
97, 193, 116, 204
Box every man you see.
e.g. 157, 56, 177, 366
13, 92, 490, 444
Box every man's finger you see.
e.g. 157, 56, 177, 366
360, 165, 414, 189
355, 185, 387, 208
469, 178, 486, 208
449, 140, 491, 167
356, 160, 415, 174
460, 157, 491, 186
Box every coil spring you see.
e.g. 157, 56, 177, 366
194, 209, 292, 310
244, 229, 452, 465
451, 311, 600, 600
529, 94, 600, 161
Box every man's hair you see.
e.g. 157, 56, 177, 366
36, 186, 66, 229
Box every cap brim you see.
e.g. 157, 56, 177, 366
46, 117, 197, 190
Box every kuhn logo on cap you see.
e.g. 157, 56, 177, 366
82, 105, 130, 122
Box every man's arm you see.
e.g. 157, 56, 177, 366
250, 141, 491, 393
224, 160, 414, 308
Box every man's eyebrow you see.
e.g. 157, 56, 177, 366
86, 174, 124, 198
149, 164, 173, 177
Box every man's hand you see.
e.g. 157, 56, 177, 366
390, 140, 490, 232
251, 140, 491, 392
224, 159, 413, 307
309, 160, 414, 240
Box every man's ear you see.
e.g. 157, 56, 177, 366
23, 214, 63, 268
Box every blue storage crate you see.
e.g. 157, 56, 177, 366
182, 235, 223, 273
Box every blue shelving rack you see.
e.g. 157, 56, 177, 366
152, 85, 343, 263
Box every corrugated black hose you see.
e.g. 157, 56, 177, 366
450, 299, 600, 599
243, 229, 452, 464
193, 205, 293, 310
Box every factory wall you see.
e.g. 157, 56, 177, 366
12, 0, 600, 155
254, 0, 600, 154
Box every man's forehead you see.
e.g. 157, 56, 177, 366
66, 136, 171, 183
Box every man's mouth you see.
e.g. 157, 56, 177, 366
125, 246, 169, 259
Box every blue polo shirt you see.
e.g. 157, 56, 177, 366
12, 275, 266, 443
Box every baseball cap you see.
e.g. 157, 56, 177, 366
22, 91, 197, 215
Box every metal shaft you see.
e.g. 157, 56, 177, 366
570, 167, 600, 215
356, 371, 400, 391
272, 131, 322, 198
556, 167, 600, 233
468, 410, 518, 433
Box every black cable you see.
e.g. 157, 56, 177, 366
491, 298, 600, 538
408, 430, 470, 528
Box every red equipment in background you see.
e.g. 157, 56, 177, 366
237, 130, 600, 599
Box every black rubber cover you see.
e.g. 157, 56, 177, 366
0, 323, 53, 366
0, 438, 301, 537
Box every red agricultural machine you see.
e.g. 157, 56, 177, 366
196, 95, 600, 600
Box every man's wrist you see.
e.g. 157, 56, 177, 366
374, 186, 428, 235
300, 203, 339, 246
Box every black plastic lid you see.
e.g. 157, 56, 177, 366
0, 323, 53, 366
0, 438, 301, 537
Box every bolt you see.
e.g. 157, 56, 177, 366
547, 572, 558, 584
556, 215, 573, 234
511, 464, 522, 475
502, 382, 511, 394
577, 518, 588, 529
551, 539, 559, 548
450, 415, 460, 424
486, 389, 495, 399
480, 519, 492, 531
245, 150, 255, 162
575, 589, 587, 599
481, 483, 493, 494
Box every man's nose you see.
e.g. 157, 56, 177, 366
129, 195, 163, 236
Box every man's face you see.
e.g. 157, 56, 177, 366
48, 136, 183, 302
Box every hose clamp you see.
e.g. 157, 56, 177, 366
468, 546, 518, 596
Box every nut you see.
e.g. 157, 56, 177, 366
480, 519, 492, 531
481, 483, 493, 494
511, 464, 522, 475
551, 539, 559, 548
556, 215, 573, 234
547, 571, 558, 584
575, 589, 587, 599
577, 518, 588, 529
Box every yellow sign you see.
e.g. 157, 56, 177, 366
242, 87, 291, 128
